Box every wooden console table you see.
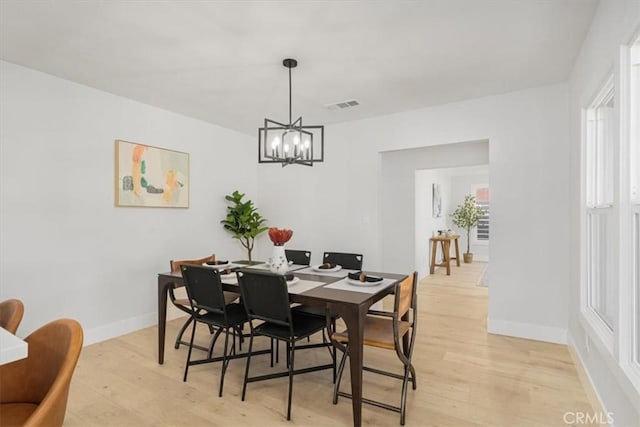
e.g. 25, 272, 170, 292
429, 234, 460, 275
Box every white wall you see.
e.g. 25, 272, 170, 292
0, 61, 257, 344
382, 141, 489, 276
568, 0, 640, 425
415, 168, 453, 279
415, 164, 489, 279
258, 83, 571, 345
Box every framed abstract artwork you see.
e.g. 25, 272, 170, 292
114, 140, 189, 208
432, 183, 442, 218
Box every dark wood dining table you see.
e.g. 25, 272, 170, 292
156, 263, 406, 427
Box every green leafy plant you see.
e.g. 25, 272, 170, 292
221, 190, 268, 263
450, 195, 486, 254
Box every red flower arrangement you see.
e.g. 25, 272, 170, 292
268, 227, 293, 246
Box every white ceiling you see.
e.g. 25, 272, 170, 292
0, 1, 598, 136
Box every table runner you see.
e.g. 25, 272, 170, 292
323, 277, 395, 294
287, 279, 326, 295
221, 275, 324, 295
296, 266, 360, 277
244, 263, 307, 273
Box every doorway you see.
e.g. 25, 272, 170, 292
415, 165, 489, 279
379, 139, 489, 279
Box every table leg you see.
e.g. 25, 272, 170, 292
157, 277, 172, 365
429, 240, 436, 274
444, 240, 451, 275
335, 304, 366, 427
454, 237, 461, 267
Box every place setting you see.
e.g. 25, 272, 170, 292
201, 260, 240, 270
200, 260, 240, 283
297, 263, 357, 277
324, 271, 396, 294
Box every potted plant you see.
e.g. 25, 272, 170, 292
221, 190, 268, 263
450, 195, 486, 263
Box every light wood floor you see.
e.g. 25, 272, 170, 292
65, 262, 598, 426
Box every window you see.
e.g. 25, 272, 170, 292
583, 37, 640, 394
635, 211, 640, 364
472, 185, 489, 242
583, 75, 616, 343
630, 42, 640, 369
631, 44, 640, 203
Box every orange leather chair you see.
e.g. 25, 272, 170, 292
0, 318, 83, 427
0, 299, 24, 334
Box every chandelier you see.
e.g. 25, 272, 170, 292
258, 58, 324, 167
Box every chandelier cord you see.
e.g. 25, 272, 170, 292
288, 65, 292, 125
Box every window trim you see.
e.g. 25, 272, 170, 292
470, 183, 489, 246
580, 73, 617, 355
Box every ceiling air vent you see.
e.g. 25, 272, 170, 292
326, 99, 361, 111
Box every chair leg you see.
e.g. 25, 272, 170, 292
207, 327, 224, 359
332, 342, 337, 384
270, 338, 274, 367
235, 325, 244, 351
333, 347, 348, 404
400, 364, 411, 425
219, 327, 231, 397
287, 341, 295, 421
410, 363, 417, 390
183, 318, 197, 382
241, 333, 254, 401
286, 342, 290, 368
174, 316, 193, 349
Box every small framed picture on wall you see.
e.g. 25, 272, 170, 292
432, 183, 442, 218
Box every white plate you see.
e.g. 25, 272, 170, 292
202, 262, 232, 269
312, 264, 342, 273
286, 277, 300, 285
347, 278, 383, 287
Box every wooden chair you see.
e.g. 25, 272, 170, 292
169, 255, 239, 350
330, 272, 418, 425
284, 249, 311, 266
0, 318, 83, 427
0, 299, 24, 334
237, 270, 335, 421
180, 265, 248, 397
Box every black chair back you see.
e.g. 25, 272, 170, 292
285, 249, 311, 266
180, 265, 226, 314
323, 252, 363, 270
237, 271, 292, 327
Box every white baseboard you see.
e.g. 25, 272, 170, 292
566, 333, 608, 419
84, 312, 157, 346
487, 318, 567, 344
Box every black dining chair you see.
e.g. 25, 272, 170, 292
236, 270, 335, 421
322, 252, 363, 270
169, 255, 240, 351
293, 252, 363, 333
180, 264, 248, 397
330, 272, 418, 425
284, 249, 311, 266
